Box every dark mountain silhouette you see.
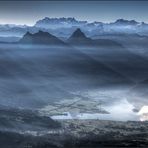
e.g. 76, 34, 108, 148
19, 31, 65, 45
69, 28, 88, 39
19, 29, 122, 47
68, 28, 92, 45
68, 28, 122, 47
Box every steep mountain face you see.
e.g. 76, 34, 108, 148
19, 31, 65, 45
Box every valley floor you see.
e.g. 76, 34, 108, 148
1, 119, 148, 148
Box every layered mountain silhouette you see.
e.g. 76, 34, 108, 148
18, 28, 123, 48
19, 31, 65, 45
68, 28, 122, 47
1, 17, 148, 38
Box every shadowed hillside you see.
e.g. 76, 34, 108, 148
19, 31, 65, 45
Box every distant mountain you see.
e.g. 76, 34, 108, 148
35, 17, 87, 29
112, 19, 139, 25
35, 17, 141, 30
19, 30, 65, 45
68, 28, 122, 47
1, 17, 148, 39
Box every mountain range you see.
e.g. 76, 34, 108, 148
1, 20, 148, 112
19, 28, 122, 48
1, 17, 148, 40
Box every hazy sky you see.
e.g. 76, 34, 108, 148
0, 1, 148, 25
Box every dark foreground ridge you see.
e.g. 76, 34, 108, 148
0, 114, 148, 148
0, 107, 61, 131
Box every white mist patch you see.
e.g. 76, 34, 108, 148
138, 106, 148, 121
39, 88, 139, 121
50, 99, 138, 121
104, 99, 138, 121
51, 112, 73, 120
39, 97, 109, 119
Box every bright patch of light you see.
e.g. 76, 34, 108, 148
104, 99, 138, 121
138, 106, 148, 121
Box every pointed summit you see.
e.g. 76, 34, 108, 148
70, 28, 87, 39
19, 30, 65, 45
68, 28, 92, 45
68, 28, 122, 47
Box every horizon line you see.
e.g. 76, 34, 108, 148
0, 17, 147, 26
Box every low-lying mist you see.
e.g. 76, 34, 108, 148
0, 40, 147, 121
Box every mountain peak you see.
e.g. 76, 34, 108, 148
19, 30, 65, 45
69, 28, 87, 39
68, 28, 92, 45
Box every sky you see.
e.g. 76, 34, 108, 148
0, 1, 148, 25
